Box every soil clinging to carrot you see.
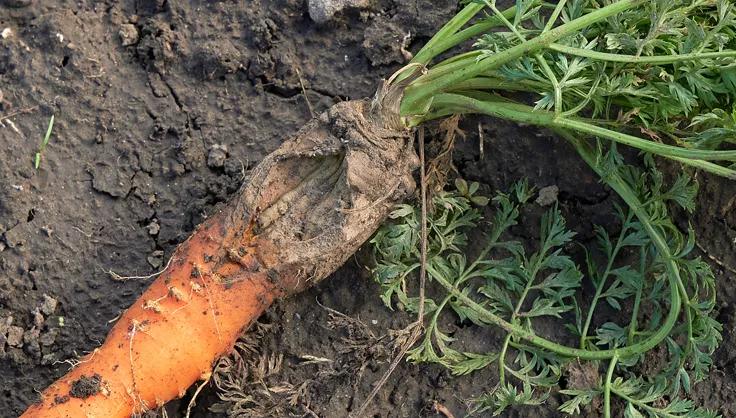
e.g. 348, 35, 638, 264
68, 374, 102, 399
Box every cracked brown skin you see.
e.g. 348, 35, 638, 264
20, 98, 418, 418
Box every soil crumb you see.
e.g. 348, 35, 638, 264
68, 374, 102, 399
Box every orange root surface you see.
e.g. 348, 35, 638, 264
21, 210, 281, 418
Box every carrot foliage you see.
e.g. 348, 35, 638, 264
402, 0, 736, 178
369, 0, 735, 416
372, 161, 721, 417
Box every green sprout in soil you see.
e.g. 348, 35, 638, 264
368, 0, 736, 416
34, 114, 55, 170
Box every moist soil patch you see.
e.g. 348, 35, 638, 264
68, 373, 101, 399
2, 1, 735, 417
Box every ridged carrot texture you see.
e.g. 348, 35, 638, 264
21, 97, 417, 418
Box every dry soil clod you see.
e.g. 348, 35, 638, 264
119, 24, 139, 46
308, 0, 370, 24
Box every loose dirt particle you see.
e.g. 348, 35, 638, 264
40, 295, 58, 316
566, 359, 600, 391
39, 329, 58, 347
147, 250, 164, 268
363, 20, 411, 66
7, 326, 24, 347
23, 328, 40, 346
535, 185, 560, 206
207, 145, 228, 169
146, 220, 160, 236
1, 0, 33, 8
308, 0, 369, 24
119, 23, 138, 46
69, 374, 102, 399
32, 309, 44, 327
0, 316, 12, 336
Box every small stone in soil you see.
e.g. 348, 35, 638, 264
535, 185, 560, 206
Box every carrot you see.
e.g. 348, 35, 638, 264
21, 97, 417, 418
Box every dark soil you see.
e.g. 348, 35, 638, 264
1, 1, 735, 417
68, 373, 101, 399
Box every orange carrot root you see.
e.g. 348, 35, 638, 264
21, 97, 417, 418
21, 210, 280, 417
